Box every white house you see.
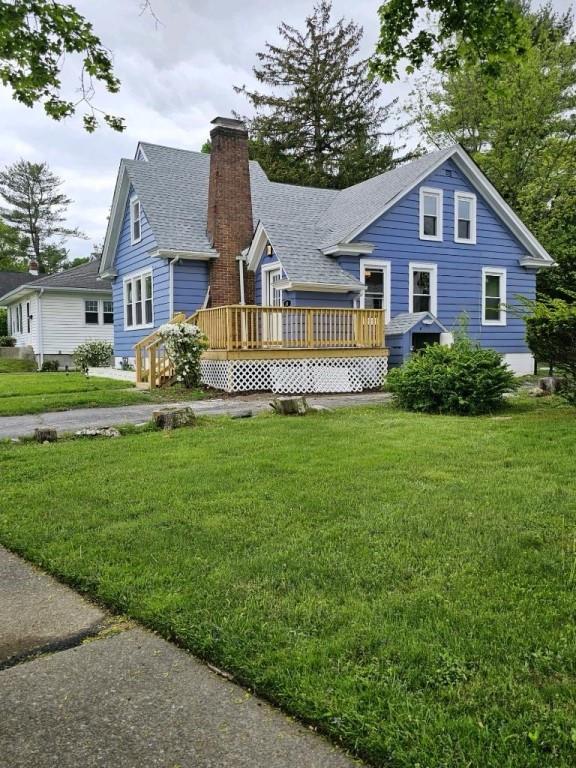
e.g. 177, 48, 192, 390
0, 259, 113, 368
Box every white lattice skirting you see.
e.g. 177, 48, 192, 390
200, 356, 388, 394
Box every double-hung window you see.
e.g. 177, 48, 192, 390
360, 259, 391, 322
17, 304, 23, 334
130, 197, 142, 244
482, 268, 506, 326
409, 263, 437, 315
124, 271, 153, 330
454, 192, 476, 243
419, 188, 443, 241
85, 299, 99, 324
103, 300, 114, 324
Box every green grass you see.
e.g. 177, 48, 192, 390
0, 357, 36, 373
1, 399, 575, 767
0, 372, 206, 415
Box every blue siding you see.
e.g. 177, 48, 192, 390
287, 291, 355, 308
112, 188, 169, 358
254, 249, 282, 305
173, 260, 209, 315
338, 158, 536, 355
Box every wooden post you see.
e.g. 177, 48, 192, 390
149, 344, 157, 389
226, 306, 232, 350
135, 345, 142, 383
306, 310, 314, 349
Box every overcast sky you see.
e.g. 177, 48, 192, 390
0, 0, 573, 260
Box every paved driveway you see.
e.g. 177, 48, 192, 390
0, 391, 391, 440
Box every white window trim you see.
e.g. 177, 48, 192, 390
454, 191, 477, 244
409, 262, 438, 316
130, 196, 142, 245
419, 187, 443, 242
482, 267, 507, 326
123, 269, 154, 331
84, 298, 100, 326
359, 258, 392, 323
261, 262, 283, 306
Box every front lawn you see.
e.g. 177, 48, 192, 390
0, 357, 36, 373
1, 399, 575, 767
0, 372, 206, 415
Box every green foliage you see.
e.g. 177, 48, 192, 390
387, 339, 517, 415
0, 0, 124, 131
0, 216, 29, 270
236, 0, 397, 189
0, 160, 85, 273
0, 334, 16, 347
72, 340, 113, 373
157, 322, 208, 389
525, 297, 576, 405
0, 308, 7, 336
410, 4, 576, 299
1, 400, 575, 767
371, 0, 528, 82
40, 360, 59, 372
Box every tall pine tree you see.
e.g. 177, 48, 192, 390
235, 1, 397, 189
0, 160, 84, 273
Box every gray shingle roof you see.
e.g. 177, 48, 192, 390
22, 259, 111, 291
118, 143, 458, 287
0, 271, 31, 298
387, 312, 448, 335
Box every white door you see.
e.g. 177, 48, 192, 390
263, 266, 283, 344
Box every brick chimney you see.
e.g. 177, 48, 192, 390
28, 259, 39, 276
207, 117, 254, 306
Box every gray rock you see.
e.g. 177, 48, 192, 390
270, 397, 309, 415
75, 427, 121, 438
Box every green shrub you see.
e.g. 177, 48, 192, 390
525, 298, 576, 405
386, 339, 517, 415
0, 335, 16, 347
41, 360, 59, 372
0, 308, 7, 337
73, 340, 113, 374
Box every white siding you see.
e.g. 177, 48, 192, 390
41, 292, 113, 354
7, 294, 39, 352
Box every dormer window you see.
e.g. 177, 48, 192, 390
419, 188, 443, 241
455, 192, 476, 243
130, 196, 142, 244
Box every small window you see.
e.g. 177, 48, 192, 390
455, 192, 476, 243
103, 300, 114, 324
17, 304, 23, 334
410, 263, 437, 315
420, 188, 443, 241
412, 270, 431, 312
364, 268, 385, 309
130, 197, 142, 244
482, 268, 506, 325
144, 275, 153, 324
85, 299, 99, 324
26, 301, 31, 333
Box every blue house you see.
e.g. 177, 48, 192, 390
99, 116, 553, 393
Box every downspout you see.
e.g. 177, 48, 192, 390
169, 257, 180, 318
37, 289, 45, 368
238, 256, 246, 305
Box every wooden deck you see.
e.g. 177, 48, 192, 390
135, 306, 386, 389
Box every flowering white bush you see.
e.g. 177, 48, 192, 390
157, 322, 208, 388
73, 340, 113, 374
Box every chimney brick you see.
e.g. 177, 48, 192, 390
207, 117, 254, 306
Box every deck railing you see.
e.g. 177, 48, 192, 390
135, 306, 385, 387
190, 305, 385, 351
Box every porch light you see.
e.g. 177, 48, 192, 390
266, 242, 273, 256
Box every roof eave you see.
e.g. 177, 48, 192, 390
150, 248, 218, 261
276, 280, 360, 293
100, 164, 130, 277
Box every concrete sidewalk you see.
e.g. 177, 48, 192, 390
0, 391, 391, 440
0, 546, 359, 767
